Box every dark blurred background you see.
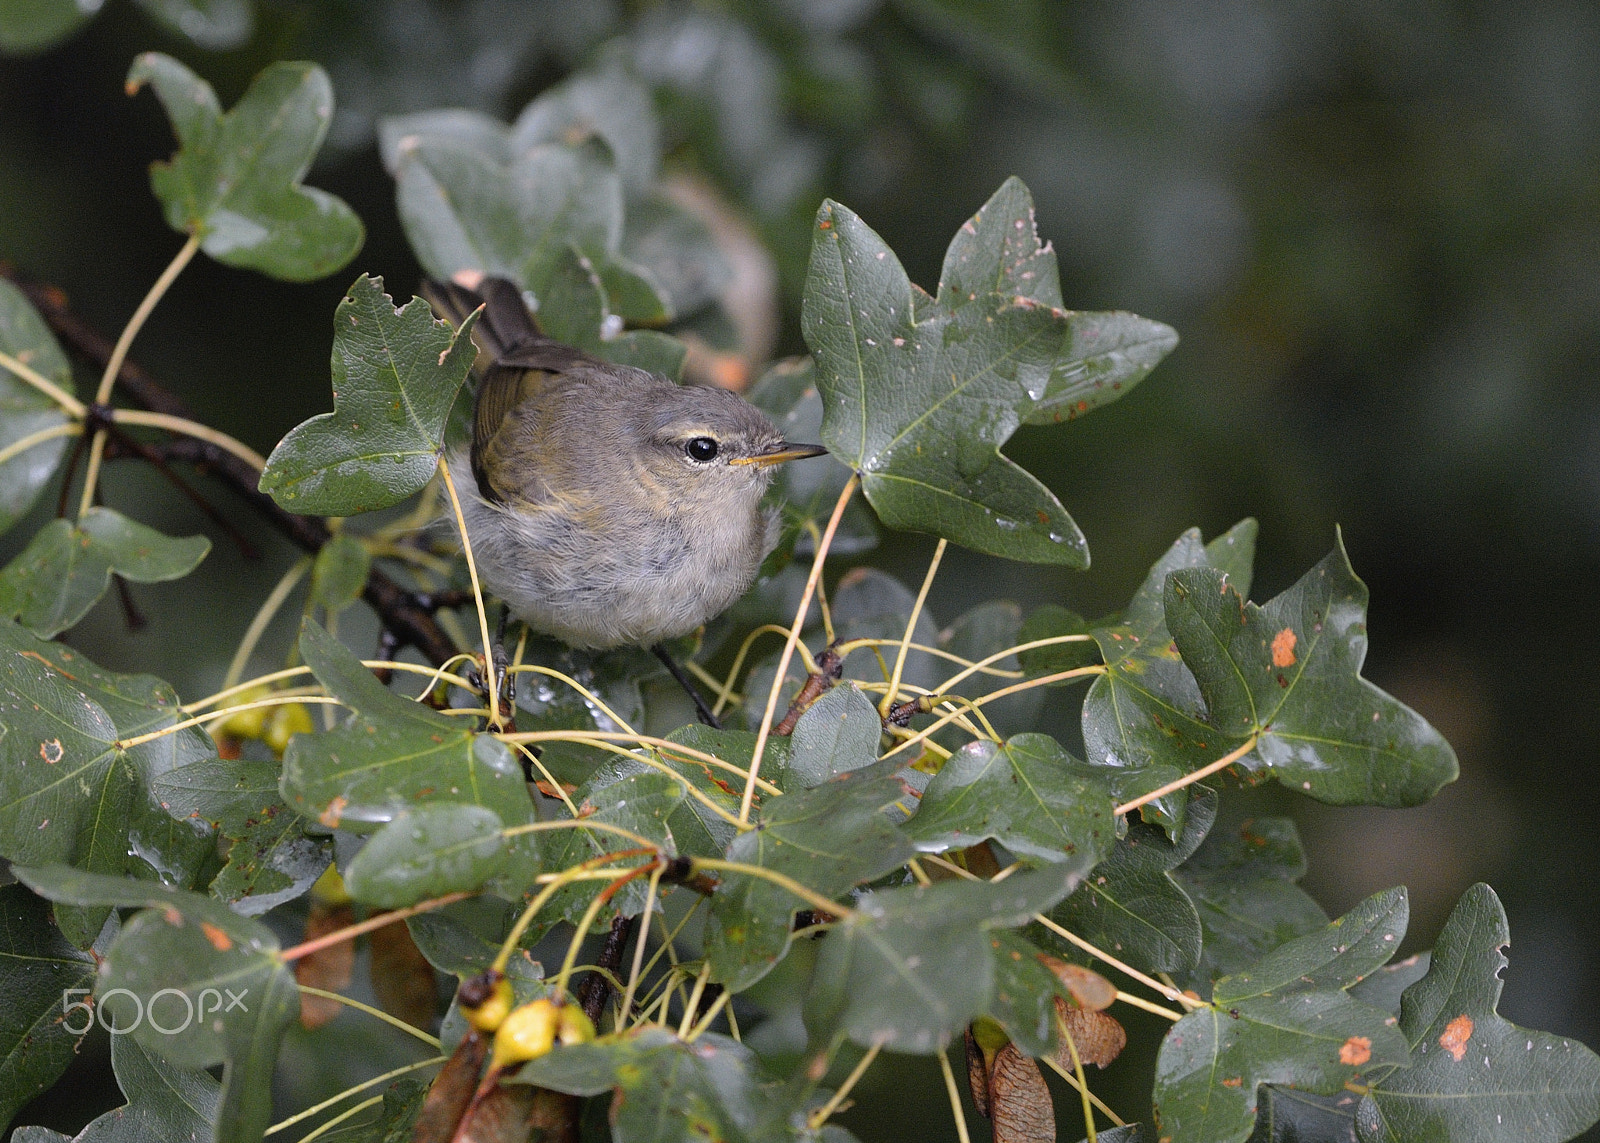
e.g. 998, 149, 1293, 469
3, 0, 1598, 1138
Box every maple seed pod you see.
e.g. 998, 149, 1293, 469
490, 998, 558, 1071
557, 1004, 595, 1045
263, 701, 315, 754
461, 972, 514, 1034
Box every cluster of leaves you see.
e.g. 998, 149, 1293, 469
0, 46, 1595, 1143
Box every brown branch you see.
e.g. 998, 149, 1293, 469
1, 266, 459, 667
773, 644, 843, 736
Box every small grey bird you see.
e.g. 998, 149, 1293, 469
426, 276, 826, 660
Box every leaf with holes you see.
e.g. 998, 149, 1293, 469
13, 865, 298, 1143
903, 734, 1116, 867
1152, 889, 1413, 1143
1042, 786, 1216, 975
1079, 519, 1257, 837
0, 280, 76, 536
126, 53, 362, 280
280, 619, 531, 830
1164, 532, 1458, 807
259, 275, 481, 515
705, 761, 914, 993
1355, 883, 1600, 1143
0, 507, 209, 638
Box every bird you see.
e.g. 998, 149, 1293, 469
423, 274, 827, 724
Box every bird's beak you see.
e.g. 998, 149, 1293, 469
729, 442, 829, 468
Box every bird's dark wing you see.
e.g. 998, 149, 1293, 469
422, 276, 604, 504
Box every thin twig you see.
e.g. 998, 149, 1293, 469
743, 473, 859, 821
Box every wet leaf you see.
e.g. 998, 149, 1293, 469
0, 280, 75, 535
0, 885, 111, 1133
1355, 883, 1600, 1142
1165, 533, 1459, 807
281, 619, 532, 829
344, 803, 507, 908
782, 682, 882, 789
802, 193, 1086, 566
804, 865, 1088, 1053
259, 275, 480, 515
1152, 890, 1414, 1143
705, 761, 914, 992
1173, 816, 1328, 993
126, 53, 362, 280
937, 177, 1177, 427
0, 620, 217, 945
153, 757, 330, 916
1079, 520, 1257, 836
903, 734, 1116, 867
1043, 786, 1217, 975
0, 507, 209, 638
517, 769, 681, 927
13, 865, 299, 1143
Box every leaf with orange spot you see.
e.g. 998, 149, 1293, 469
1339, 1036, 1373, 1066
1079, 521, 1257, 838
1355, 883, 1600, 1142
1438, 1015, 1473, 1061
1153, 890, 1412, 1143
1165, 532, 1458, 809
12, 864, 300, 1143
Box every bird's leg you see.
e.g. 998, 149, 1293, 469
490, 608, 515, 728
651, 643, 722, 730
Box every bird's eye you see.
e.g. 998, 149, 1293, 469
685, 437, 719, 462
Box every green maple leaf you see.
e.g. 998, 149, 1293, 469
1356, 883, 1600, 1142
1152, 889, 1413, 1143
259, 274, 481, 515
1164, 531, 1458, 806
127, 53, 362, 281
802, 177, 1176, 566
